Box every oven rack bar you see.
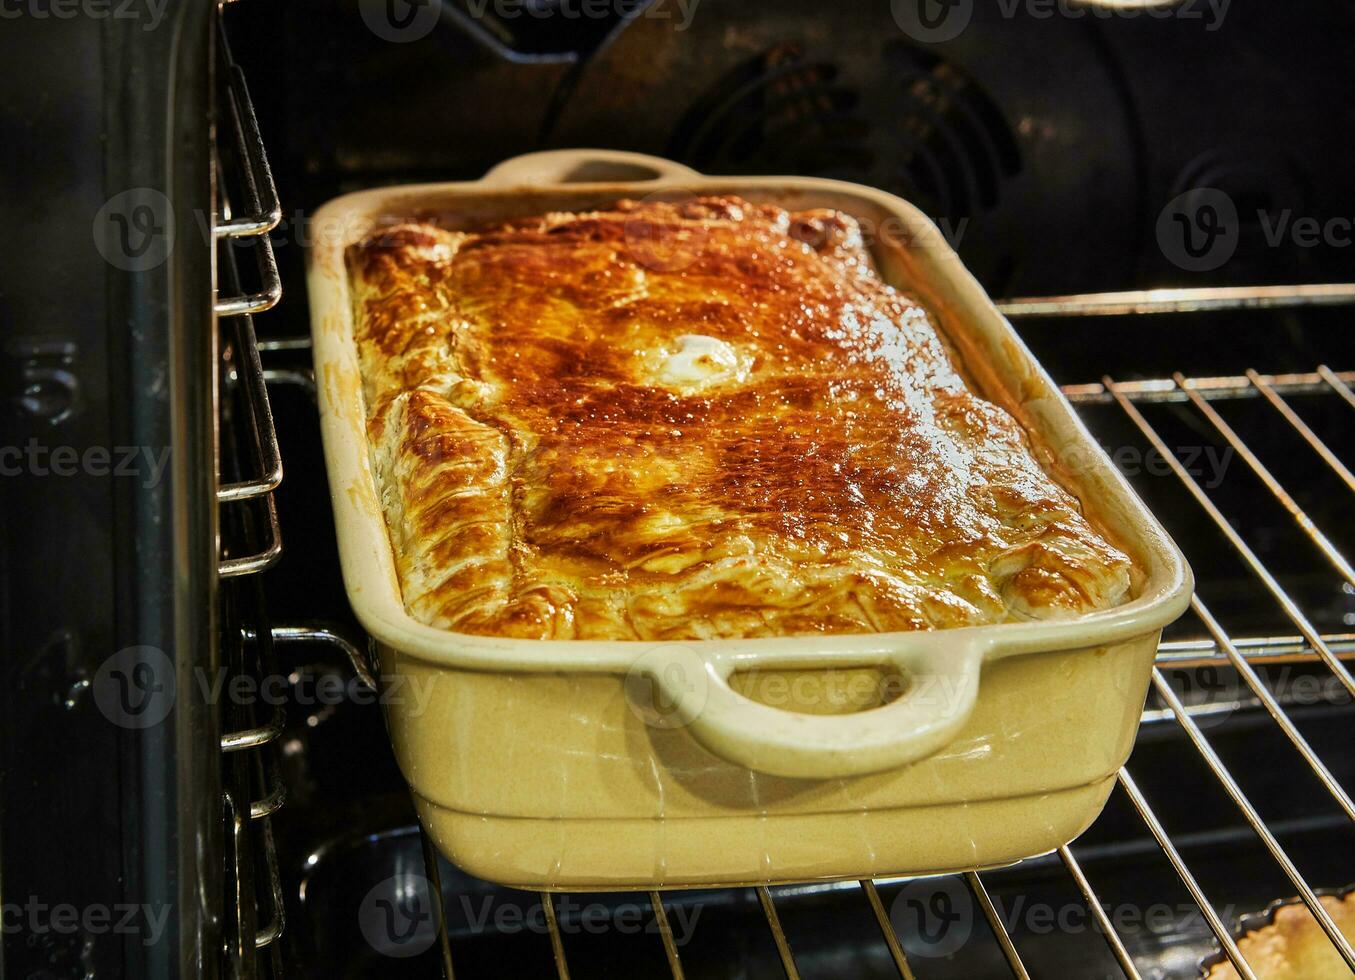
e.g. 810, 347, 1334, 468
212, 19, 284, 507
1151, 666, 1355, 970
218, 311, 283, 503
861, 879, 917, 979
1155, 631, 1355, 668
1176, 374, 1354, 585
213, 16, 289, 977
1250, 370, 1355, 494
213, 160, 283, 578
219, 579, 288, 971
213, 20, 281, 318
1063, 366, 1355, 404
650, 893, 687, 980
215, 328, 287, 970
1108, 374, 1355, 699
215, 58, 280, 240
998, 283, 1355, 317
214, 166, 283, 574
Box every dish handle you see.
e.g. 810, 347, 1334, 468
479, 149, 700, 187
636, 641, 985, 779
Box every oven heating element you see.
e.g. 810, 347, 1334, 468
208, 27, 1355, 980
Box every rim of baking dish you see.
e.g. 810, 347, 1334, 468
305, 152, 1193, 674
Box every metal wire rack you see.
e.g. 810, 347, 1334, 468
214, 18, 289, 977
383, 308, 1351, 980
213, 24, 375, 976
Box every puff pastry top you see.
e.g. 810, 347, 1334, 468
346, 196, 1131, 640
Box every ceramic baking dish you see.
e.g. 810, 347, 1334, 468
307, 149, 1193, 891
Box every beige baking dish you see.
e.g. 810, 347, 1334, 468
307, 149, 1193, 891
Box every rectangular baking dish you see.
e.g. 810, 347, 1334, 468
307, 149, 1193, 891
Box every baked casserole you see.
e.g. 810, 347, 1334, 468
346, 196, 1132, 641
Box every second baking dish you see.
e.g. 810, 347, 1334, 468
307, 149, 1192, 890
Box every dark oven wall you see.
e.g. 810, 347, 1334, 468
231, 0, 1355, 304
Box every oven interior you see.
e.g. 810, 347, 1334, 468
115, 1, 1355, 976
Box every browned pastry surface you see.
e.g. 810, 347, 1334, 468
1207, 893, 1355, 979
346, 196, 1131, 639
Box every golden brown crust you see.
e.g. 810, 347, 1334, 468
347, 196, 1131, 640
1206, 893, 1355, 980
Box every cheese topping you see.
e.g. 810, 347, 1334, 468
653, 334, 747, 391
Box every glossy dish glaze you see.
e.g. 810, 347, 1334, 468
347, 197, 1130, 642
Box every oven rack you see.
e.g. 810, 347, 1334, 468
210, 18, 305, 978
217, 288, 288, 980
363, 311, 1348, 980
997, 284, 1355, 317
213, 22, 369, 973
